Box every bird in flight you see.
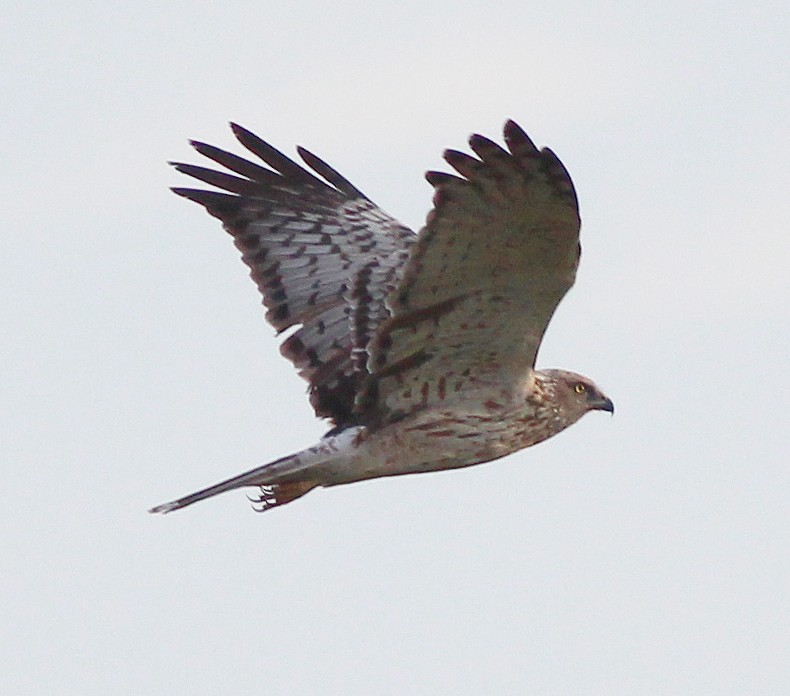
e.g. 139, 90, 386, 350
150, 120, 613, 514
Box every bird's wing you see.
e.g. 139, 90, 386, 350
171, 124, 415, 426
360, 120, 581, 425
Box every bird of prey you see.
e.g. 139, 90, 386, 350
150, 120, 613, 514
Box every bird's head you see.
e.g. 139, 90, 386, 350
536, 369, 614, 426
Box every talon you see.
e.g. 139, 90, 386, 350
247, 484, 280, 512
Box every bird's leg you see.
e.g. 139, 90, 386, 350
248, 480, 319, 512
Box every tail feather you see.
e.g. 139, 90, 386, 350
150, 450, 321, 514
149, 453, 290, 513
150, 427, 362, 514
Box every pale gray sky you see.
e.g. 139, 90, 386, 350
2, 1, 789, 694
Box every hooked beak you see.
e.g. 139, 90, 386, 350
593, 395, 615, 415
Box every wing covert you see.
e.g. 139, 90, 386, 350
361, 120, 581, 425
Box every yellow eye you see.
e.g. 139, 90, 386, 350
574, 383, 586, 394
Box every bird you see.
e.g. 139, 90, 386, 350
149, 119, 613, 514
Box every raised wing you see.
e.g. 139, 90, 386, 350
171, 124, 415, 426
361, 120, 581, 425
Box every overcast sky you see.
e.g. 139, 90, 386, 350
2, 1, 789, 694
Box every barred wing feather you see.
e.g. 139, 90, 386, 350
171, 124, 415, 426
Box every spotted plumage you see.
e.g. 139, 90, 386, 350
150, 120, 613, 515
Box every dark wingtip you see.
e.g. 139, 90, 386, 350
169, 188, 240, 218
425, 170, 463, 187
189, 139, 222, 159
503, 119, 538, 155
229, 122, 251, 139
297, 145, 366, 198
442, 148, 485, 181
503, 118, 522, 135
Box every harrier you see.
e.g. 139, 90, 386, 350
150, 120, 613, 514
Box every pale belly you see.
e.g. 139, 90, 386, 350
321, 404, 561, 486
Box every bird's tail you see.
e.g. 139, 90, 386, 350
149, 431, 356, 514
